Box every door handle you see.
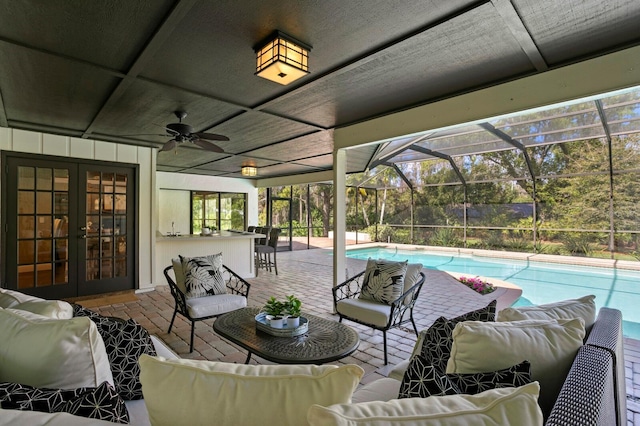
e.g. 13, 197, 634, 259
80, 234, 87, 239
80, 226, 87, 231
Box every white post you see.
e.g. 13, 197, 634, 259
333, 149, 347, 304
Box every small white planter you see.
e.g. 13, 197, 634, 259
269, 317, 285, 328
287, 316, 300, 328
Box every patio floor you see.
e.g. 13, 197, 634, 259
80, 247, 640, 424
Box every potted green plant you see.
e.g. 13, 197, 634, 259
284, 294, 302, 328
262, 296, 285, 328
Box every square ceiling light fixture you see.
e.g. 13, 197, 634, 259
241, 165, 258, 177
255, 31, 311, 85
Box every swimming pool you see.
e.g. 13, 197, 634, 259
345, 247, 640, 339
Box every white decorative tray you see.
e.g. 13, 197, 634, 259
255, 312, 309, 337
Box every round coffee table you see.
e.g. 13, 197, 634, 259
213, 307, 360, 364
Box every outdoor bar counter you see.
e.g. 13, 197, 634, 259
155, 231, 264, 282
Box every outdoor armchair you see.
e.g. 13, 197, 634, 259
164, 262, 250, 352
332, 265, 425, 365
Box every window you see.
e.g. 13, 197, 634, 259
191, 191, 246, 233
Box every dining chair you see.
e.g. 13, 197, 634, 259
255, 228, 281, 276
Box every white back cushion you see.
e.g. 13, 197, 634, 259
10, 299, 74, 319
0, 309, 113, 389
497, 295, 596, 331
139, 355, 363, 426
307, 382, 543, 426
446, 318, 584, 417
0, 288, 41, 308
171, 258, 187, 294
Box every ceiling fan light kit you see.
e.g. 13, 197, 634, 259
255, 31, 311, 85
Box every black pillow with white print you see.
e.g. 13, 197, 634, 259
420, 300, 497, 372
73, 304, 157, 400
0, 381, 129, 423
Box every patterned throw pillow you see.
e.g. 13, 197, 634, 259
180, 253, 227, 299
420, 300, 497, 372
359, 258, 408, 304
0, 381, 129, 423
398, 356, 532, 399
398, 355, 460, 398
448, 361, 532, 394
73, 305, 157, 400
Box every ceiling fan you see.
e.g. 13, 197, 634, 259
159, 110, 229, 153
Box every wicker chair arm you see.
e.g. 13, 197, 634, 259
223, 265, 251, 298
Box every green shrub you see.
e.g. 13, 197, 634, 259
364, 224, 395, 242
429, 228, 462, 247
485, 231, 504, 249
561, 233, 594, 256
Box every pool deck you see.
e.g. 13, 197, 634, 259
79, 246, 640, 424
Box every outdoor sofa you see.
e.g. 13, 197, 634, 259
0, 287, 626, 425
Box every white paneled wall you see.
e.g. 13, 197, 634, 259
0, 126, 157, 291
1, 127, 260, 290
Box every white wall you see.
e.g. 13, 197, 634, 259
0, 126, 156, 291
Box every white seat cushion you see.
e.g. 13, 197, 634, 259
0, 408, 118, 426
0, 309, 113, 389
307, 382, 543, 426
351, 378, 402, 403
139, 355, 364, 426
186, 293, 247, 318
336, 298, 391, 328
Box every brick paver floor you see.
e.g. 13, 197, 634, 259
83, 247, 640, 424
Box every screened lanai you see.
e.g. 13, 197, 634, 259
342, 85, 640, 260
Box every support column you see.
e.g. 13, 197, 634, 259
333, 149, 347, 292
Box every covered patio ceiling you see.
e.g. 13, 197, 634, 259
347, 85, 640, 188
1, 1, 640, 180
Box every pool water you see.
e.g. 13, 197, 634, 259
346, 247, 640, 339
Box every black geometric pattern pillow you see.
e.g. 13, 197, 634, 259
420, 300, 497, 372
359, 258, 408, 304
398, 357, 532, 400
73, 304, 157, 400
180, 253, 227, 299
398, 355, 460, 399
0, 381, 129, 423
448, 361, 532, 395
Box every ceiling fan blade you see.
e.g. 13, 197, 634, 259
193, 132, 229, 142
117, 133, 169, 137
159, 139, 178, 152
193, 138, 224, 153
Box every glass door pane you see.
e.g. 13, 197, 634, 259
83, 169, 130, 286
16, 166, 70, 290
